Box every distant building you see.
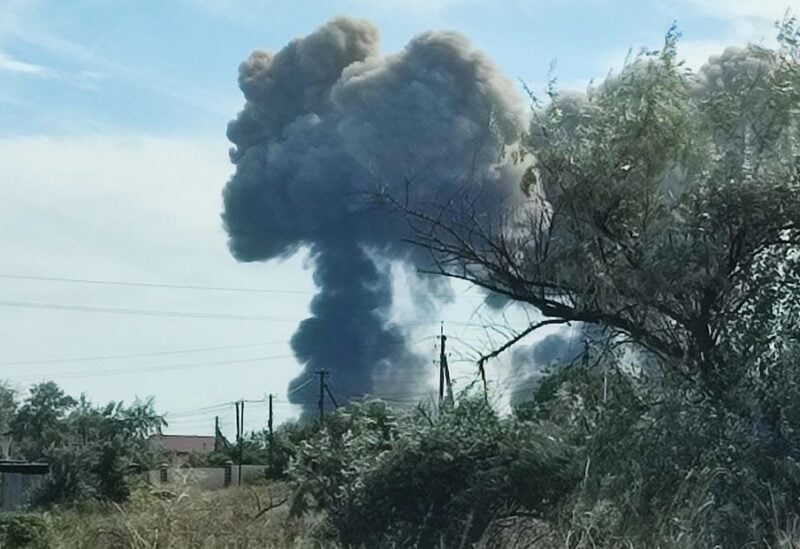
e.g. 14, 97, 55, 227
150, 434, 219, 465
0, 460, 48, 510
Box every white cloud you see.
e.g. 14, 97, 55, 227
598, 18, 782, 76
636, 0, 798, 73
683, 0, 800, 22
0, 50, 48, 75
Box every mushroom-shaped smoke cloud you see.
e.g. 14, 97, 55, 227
222, 17, 528, 418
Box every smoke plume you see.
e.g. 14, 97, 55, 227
222, 17, 527, 418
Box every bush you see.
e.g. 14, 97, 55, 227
0, 513, 50, 548
290, 396, 578, 548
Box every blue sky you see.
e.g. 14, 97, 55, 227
0, 0, 796, 435
1, 0, 791, 136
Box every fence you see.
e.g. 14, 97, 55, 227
147, 462, 270, 490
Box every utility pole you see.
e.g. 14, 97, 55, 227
317, 370, 327, 424
438, 338, 445, 406
324, 383, 339, 409
235, 400, 244, 486
267, 394, 274, 476
438, 322, 453, 407
315, 370, 339, 424
214, 415, 221, 452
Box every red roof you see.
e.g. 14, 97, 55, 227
151, 435, 216, 454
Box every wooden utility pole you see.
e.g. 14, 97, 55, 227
267, 394, 274, 475
439, 322, 453, 406
317, 370, 327, 424
235, 402, 240, 444
235, 400, 244, 486
438, 339, 445, 406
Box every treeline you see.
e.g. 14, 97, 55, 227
0, 381, 164, 505
5, 361, 800, 548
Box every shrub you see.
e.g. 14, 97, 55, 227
0, 513, 50, 548
291, 396, 578, 548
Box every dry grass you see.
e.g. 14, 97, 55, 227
20, 473, 800, 549
45, 479, 335, 549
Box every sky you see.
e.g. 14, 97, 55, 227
0, 0, 797, 436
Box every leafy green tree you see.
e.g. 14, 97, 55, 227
409, 22, 800, 405
88, 398, 165, 502
5, 383, 167, 506
404, 19, 800, 547
0, 382, 17, 447
11, 382, 77, 461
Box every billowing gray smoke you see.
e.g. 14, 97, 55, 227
222, 17, 527, 418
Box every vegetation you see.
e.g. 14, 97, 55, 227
0, 484, 318, 549
388, 16, 800, 548
4, 381, 165, 506
291, 397, 577, 547
191, 421, 316, 479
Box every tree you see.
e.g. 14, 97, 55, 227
394, 21, 800, 546
11, 382, 77, 461
5, 382, 166, 506
0, 382, 17, 444
37, 396, 166, 504
405, 22, 800, 406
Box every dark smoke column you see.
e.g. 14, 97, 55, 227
222, 17, 528, 419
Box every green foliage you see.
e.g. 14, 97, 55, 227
0, 513, 50, 549
6, 384, 166, 508
11, 382, 77, 462
48, 397, 164, 505
289, 396, 577, 548
263, 421, 321, 479
0, 381, 18, 438
190, 421, 319, 481
403, 20, 800, 547
289, 399, 398, 517
526, 349, 800, 547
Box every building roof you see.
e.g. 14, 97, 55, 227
0, 460, 49, 474
151, 434, 216, 455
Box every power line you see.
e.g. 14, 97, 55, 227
0, 273, 484, 300
0, 298, 495, 331
0, 340, 288, 366
165, 402, 236, 418
165, 397, 272, 419
163, 417, 221, 427
0, 300, 300, 322
286, 376, 315, 395
7, 354, 292, 381
0, 336, 446, 368
0, 299, 488, 328
0, 273, 313, 295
